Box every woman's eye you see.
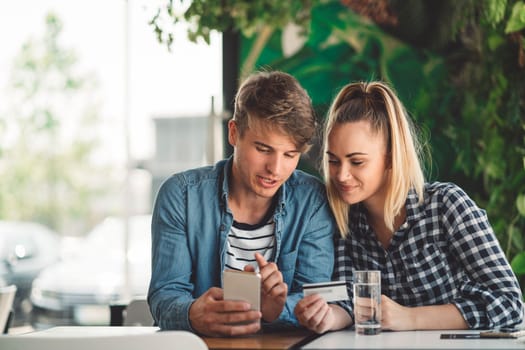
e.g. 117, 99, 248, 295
351, 160, 363, 165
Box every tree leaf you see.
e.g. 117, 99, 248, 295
511, 252, 525, 275
505, 2, 525, 33
517, 194, 525, 216
485, 0, 507, 27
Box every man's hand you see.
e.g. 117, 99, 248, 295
244, 252, 287, 322
188, 287, 262, 337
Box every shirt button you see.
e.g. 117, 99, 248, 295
220, 225, 225, 231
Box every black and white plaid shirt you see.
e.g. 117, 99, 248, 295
334, 182, 524, 329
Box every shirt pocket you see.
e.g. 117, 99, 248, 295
399, 243, 452, 303
277, 249, 298, 286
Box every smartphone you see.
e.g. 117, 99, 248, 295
223, 270, 261, 311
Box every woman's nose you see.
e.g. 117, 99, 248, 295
336, 164, 352, 182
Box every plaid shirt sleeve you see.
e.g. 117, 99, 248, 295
332, 236, 355, 322
441, 184, 524, 329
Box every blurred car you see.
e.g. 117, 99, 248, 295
30, 215, 151, 328
0, 221, 61, 326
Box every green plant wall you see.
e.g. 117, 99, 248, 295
240, 1, 525, 291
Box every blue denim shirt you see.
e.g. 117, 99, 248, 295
148, 158, 335, 331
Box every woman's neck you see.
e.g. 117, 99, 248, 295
364, 203, 406, 250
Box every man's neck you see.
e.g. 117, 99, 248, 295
228, 192, 275, 225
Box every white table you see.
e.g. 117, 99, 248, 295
23, 326, 160, 337
303, 329, 525, 349
0, 326, 208, 350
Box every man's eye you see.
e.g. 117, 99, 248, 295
285, 153, 298, 159
256, 147, 270, 153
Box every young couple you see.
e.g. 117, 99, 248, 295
148, 71, 523, 337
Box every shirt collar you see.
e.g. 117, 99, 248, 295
405, 187, 426, 225
349, 187, 425, 236
220, 157, 232, 208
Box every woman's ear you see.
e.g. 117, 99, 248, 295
385, 152, 392, 170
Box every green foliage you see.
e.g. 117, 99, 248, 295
512, 252, 525, 275
512, 144, 525, 282
243, 2, 443, 168
505, 1, 525, 33
0, 13, 114, 234
447, 3, 524, 263
150, 0, 318, 80
518, 194, 525, 216
485, 0, 507, 27
150, 0, 315, 47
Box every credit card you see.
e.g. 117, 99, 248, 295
302, 280, 349, 302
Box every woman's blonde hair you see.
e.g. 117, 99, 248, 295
322, 81, 425, 238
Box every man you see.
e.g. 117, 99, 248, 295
148, 71, 335, 337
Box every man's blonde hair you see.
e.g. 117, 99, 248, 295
322, 81, 425, 238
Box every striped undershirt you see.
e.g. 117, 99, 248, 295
225, 205, 276, 271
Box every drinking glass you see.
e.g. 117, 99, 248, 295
353, 270, 381, 335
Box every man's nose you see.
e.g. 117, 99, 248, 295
266, 154, 283, 175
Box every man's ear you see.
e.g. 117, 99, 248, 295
228, 119, 237, 147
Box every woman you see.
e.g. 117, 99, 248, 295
294, 81, 523, 333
